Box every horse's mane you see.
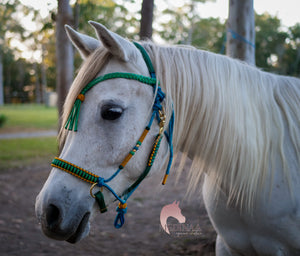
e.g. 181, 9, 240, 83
141, 42, 300, 209
59, 41, 300, 210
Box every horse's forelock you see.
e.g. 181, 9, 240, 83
58, 47, 111, 150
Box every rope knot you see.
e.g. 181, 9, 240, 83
114, 203, 127, 228
97, 177, 105, 188
153, 86, 165, 112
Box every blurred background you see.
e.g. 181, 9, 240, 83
0, 0, 299, 107
0, 0, 299, 149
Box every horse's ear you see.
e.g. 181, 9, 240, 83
65, 25, 100, 59
89, 21, 136, 62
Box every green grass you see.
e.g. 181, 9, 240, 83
0, 104, 59, 170
0, 137, 58, 170
0, 104, 58, 132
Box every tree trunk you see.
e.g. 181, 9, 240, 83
34, 62, 41, 104
0, 50, 4, 105
185, 2, 195, 45
226, 0, 255, 65
139, 0, 154, 40
74, 0, 80, 30
56, 0, 74, 123
41, 44, 47, 104
18, 61, 25, 102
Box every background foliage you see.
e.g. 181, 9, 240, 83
0, 0, 299, 104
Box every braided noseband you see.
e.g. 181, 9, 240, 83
51, 42, 174, 228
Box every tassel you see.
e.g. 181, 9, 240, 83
65, 94, 85, 131
94, 191, 107, 213
162, 174, 168, 185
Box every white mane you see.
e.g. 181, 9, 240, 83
141, 42, 300, 210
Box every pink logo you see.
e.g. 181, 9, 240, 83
160, 201, 186, 234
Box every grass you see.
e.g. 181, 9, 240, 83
0, 137, 58, 170
0, 104, 59, 170
0, 104, 58, 133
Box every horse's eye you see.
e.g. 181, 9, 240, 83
101, 105, 123, 120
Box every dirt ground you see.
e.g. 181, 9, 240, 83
0, 159, 216, 256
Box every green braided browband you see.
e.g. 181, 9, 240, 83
65, 72, 157, 131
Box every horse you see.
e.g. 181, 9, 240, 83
35, 21, 300, 255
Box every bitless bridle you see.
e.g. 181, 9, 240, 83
51, 42, 174, 228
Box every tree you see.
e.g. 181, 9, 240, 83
0, 48, 3, 105
254, 13, 300, 77
157, 0, 218, 46
226, 0, 255, 65
56, 0, 74, 120
190, 18, 225, 52
286, 23, 300, 76
0, 0, 38, 104
158, 6, 224, 53
255, 13, 287, 73
0, 0, 26, 105
139, 0, 154, 40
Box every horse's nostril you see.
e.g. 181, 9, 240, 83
46, 204, 61, 229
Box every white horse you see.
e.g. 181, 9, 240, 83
35, 21, 300, 255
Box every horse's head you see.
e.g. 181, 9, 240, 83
35, 22, 172, 243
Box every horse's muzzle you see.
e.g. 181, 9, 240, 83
39, 203, 90, 243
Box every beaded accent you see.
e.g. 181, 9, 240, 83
148, 135, 162, 167
51, 157, 99, 184
119, 127, 150, 169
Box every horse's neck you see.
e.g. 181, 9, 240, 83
155, 44, 300, 210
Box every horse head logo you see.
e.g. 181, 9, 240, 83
160, 201, 186, 234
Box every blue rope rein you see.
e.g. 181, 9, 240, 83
164, 109, 174, 178
96, 177, 126, 204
